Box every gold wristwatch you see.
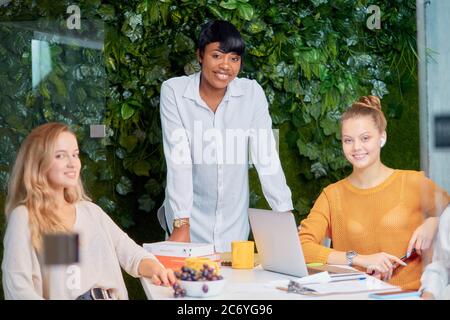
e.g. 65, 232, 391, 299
173, 218, 190, 228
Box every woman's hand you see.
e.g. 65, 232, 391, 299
421, 291, 435, 300
354, 252, 406, 281
139, 259, 177, 286
407, 217, 439, 256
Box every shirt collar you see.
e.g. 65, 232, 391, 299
182, 72, 244, 106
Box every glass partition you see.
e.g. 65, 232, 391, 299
0, 19, 106, 191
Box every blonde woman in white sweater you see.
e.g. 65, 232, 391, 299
2, 122, 175, 299
421, 205, 450, 299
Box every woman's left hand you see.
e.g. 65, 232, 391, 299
407, 217, 440, 256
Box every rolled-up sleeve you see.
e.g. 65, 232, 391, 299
160, 81, 193, 219
99, 207, 157, 278
249, 81, 293, 212
299, 191, 335, 263
414, 171, 449, 217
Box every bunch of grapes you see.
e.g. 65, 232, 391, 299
172, 282, 186, 298
172, 264, 224, 297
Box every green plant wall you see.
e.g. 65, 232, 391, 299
0, 0, 419, 299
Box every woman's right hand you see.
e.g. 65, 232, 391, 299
354, 252, 407, 281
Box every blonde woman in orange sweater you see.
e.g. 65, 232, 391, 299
299, 96, 449, 290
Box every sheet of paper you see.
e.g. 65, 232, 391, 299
265, 272, 330, 288
303, 276, 397, 294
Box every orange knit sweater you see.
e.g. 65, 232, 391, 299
299, 170, 449, 290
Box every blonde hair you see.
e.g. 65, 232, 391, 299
5, 122, 90, 251
341, 95, 387, 132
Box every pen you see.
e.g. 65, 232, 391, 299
280, 277, 366, 288
276, 277, 367, 293
307, 263, 324, 267
330, 277, 366, 283
400, 248, 416, 262
330, 273, 365, 278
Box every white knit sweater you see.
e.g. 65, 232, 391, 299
2, 201, 157, 300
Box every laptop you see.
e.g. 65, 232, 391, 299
249, 208, 362, 278
248, 208, 309, 278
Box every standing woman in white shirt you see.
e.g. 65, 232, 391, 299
2, 122, 175, 299
159, 20, 293, 252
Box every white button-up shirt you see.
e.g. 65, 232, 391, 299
160, 72, 293, 252
420, 206, 450, 299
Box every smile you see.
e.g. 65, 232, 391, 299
65, 172, 77, 178
352, 153, 368, 161
214, 72, 230, 80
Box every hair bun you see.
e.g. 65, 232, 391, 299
356, 95, 382, 111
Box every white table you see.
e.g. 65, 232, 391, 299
140, 266, 420, 300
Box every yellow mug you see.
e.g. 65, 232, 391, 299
231, 241, 254, 269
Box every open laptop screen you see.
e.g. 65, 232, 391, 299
248, 209, 309, 278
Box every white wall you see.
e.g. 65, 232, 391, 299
417, 0, 450, 192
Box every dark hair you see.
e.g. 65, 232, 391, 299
197, 20, 245, 61
341, 95, 387, 132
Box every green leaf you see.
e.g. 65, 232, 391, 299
38, 82, 51, 100
311, 0, 328, 7
137, 0, 150, 13
122, 12, 143, 42
145, 65, 167, 84
237, 2, 254, 20
320, 112, 340, 137
371, 80, 389, 98
207, 4, 229, 20
115, 148, 127, 159
220, 0, 239, 10
311, 161, 327, 179
98, 196, 118, 214
107, 56, 116, 71
145, 178, 163, 196
0, 171, 9, 192
295, 197, 312, 218
283, 78, 301, 95
99, 166, 114, 181
138, 194, 156, 212
249, 190, 261, 208
307, 103, 322, 120
270, 106, 291, 125
119, 134, 138, 153
98, 4, 115, 21
48, 73, 67, 97
116, 176, 133, 195
170, 9, 183, 24
121, 103, 135, 120
174, 33, 195, 53
297, 140, 320, 160
133, 160, 151, 176
75, 87, 87, 103
118, 213, 135, 228
247, 20, 266, 34
248, 43, 270, 57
